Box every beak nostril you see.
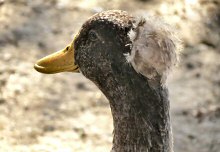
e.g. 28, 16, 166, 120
63, 46, 70, 53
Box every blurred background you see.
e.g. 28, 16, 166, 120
0, 0, 220, 152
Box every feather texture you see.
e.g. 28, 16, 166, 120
125, 15, 182, 87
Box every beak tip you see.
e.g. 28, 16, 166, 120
34, 62, 51, 74
34, 63, 43, 73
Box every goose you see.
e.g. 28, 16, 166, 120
34, 10, 181, 152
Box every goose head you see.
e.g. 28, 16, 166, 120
34, 10, 181, 152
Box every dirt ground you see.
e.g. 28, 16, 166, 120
0, 0, 220, 152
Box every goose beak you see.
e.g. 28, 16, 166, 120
34, 41, 79, 74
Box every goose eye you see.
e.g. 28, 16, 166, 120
88, 30, 98, 41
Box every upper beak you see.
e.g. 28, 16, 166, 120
34, 41, 79, 74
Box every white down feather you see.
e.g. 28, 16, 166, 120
125, 14, 182, 87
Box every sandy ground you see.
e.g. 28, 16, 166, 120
0, 0, 220, 152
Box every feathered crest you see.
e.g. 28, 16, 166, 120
125, 14, 182, 87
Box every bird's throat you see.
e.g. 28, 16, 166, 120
95, 71, 173, 152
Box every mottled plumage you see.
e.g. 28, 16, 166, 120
73, 10, 177, 152
77, 10, 181, 87
35, 10, 180, 152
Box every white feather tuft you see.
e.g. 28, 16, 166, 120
128, 29, 137, 42
126, 14, 182, 87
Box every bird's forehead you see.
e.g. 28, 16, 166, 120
83, 10, 134, 30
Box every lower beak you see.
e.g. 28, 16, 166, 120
34, 41, 79, 74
